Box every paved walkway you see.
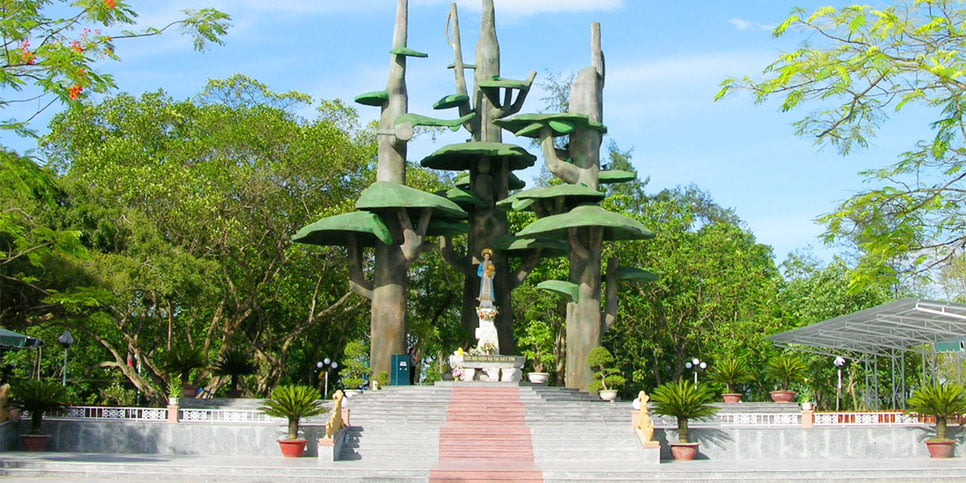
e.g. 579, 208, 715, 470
3, 450, 966, 481
430, 387, 542, 482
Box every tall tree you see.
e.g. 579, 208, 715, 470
717, 1, 966, 287
0, 0, 229, 135
41, 77, 373, 400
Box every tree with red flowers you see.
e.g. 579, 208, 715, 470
0, 0, 230, 135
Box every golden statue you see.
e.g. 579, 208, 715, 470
634, 390, 654, 443
324, 389, 346, 440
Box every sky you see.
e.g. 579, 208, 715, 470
8, 0, 935, 264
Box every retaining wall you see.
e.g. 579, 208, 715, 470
0, 421, 16, 451
2, 420, 328, 456
2, 418, 962, 460
655, 425, 964, 460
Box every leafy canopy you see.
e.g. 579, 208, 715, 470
717, 0, 966, 287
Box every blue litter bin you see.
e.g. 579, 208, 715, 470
391, 354, 410, 386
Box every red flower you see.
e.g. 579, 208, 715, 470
70, 41, 83, 53
21, 50, 35, 65
68, 84, 83, 100
104, 0, 116, 8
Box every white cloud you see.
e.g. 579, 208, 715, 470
729, 17, 773, 32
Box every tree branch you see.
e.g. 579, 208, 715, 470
511, 248, 543, 289
346, 235, 373, 300
538, 127, 579, 184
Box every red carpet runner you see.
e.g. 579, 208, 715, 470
429, 386, 543, 482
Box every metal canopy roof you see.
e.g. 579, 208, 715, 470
768, 298, 966, 357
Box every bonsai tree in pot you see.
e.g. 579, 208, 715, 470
214, 347, 257, 397
340, 340, 370, 392
12, 379, 69, 451
905, 381, 966, 458
586, 346, 626, 401
651, 379, 719, 460
259, 384, 327, 457
764, 354, 806, 402
708, 357, 753, 403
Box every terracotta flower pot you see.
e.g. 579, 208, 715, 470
670, 442, 699, 460
926, 439, 955, 458
722, 393, 743, 403
277, 439, 308, 458
769, 390, 797, 403
21, 434, 52, 451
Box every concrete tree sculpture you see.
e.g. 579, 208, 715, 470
418, 1, 541, 353
293, 0, 467, 377
497, 24, 656, 391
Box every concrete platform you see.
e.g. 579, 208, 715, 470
2, 451, 966, 481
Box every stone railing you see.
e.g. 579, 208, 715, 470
55, 406, 168, 422
813, 411, 919, 426
46, 405, 328, 425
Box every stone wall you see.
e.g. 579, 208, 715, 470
655, 425, 962, 460
0, 421, 17, 451
2, 420, 328, 456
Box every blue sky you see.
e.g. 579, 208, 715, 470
10, 1, 933, 263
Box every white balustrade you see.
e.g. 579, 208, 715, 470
813, 411, 919, 426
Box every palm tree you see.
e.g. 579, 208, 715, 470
12, 380, 68, 434
651, 380, 718, 443
764, 355, 806, 391
259, 384, 327, 440
708, 357, 753, 394
906, 382, 966, 441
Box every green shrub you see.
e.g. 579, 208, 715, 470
340, 340, 370, 389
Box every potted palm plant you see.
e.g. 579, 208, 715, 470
905, 381, 966, 458
764, 355, 806, 403
214, 347, 257, 398
12, 380, 69, 451
651, 379, 719, 460
708, 357, 753, 403
259, 384, 327, 457
586, 346, 626, 401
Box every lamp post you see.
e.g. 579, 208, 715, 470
685, 357, 706, 386
834, 356, 846, 411
57, 331, 74, 386
318, 358, 338, 399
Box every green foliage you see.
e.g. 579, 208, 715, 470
605, 185, 780, 393
100, 383, 136, 406
374, 371, 389, 388
765, 355, 807, 391
708, 357, 754, 394
518, 319, 555, 373
259, 384, 326, 440
166, 378, 183, 399
906, 382, 966, 441
162, 345, 207, 384
214, 347, 256, 392
12, 379, 69, 434
651, 380, 719, 443
586, 346, 625, 392
340, 340, 370, 390
0, 1, 230, 135
717, 0, 966, 286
